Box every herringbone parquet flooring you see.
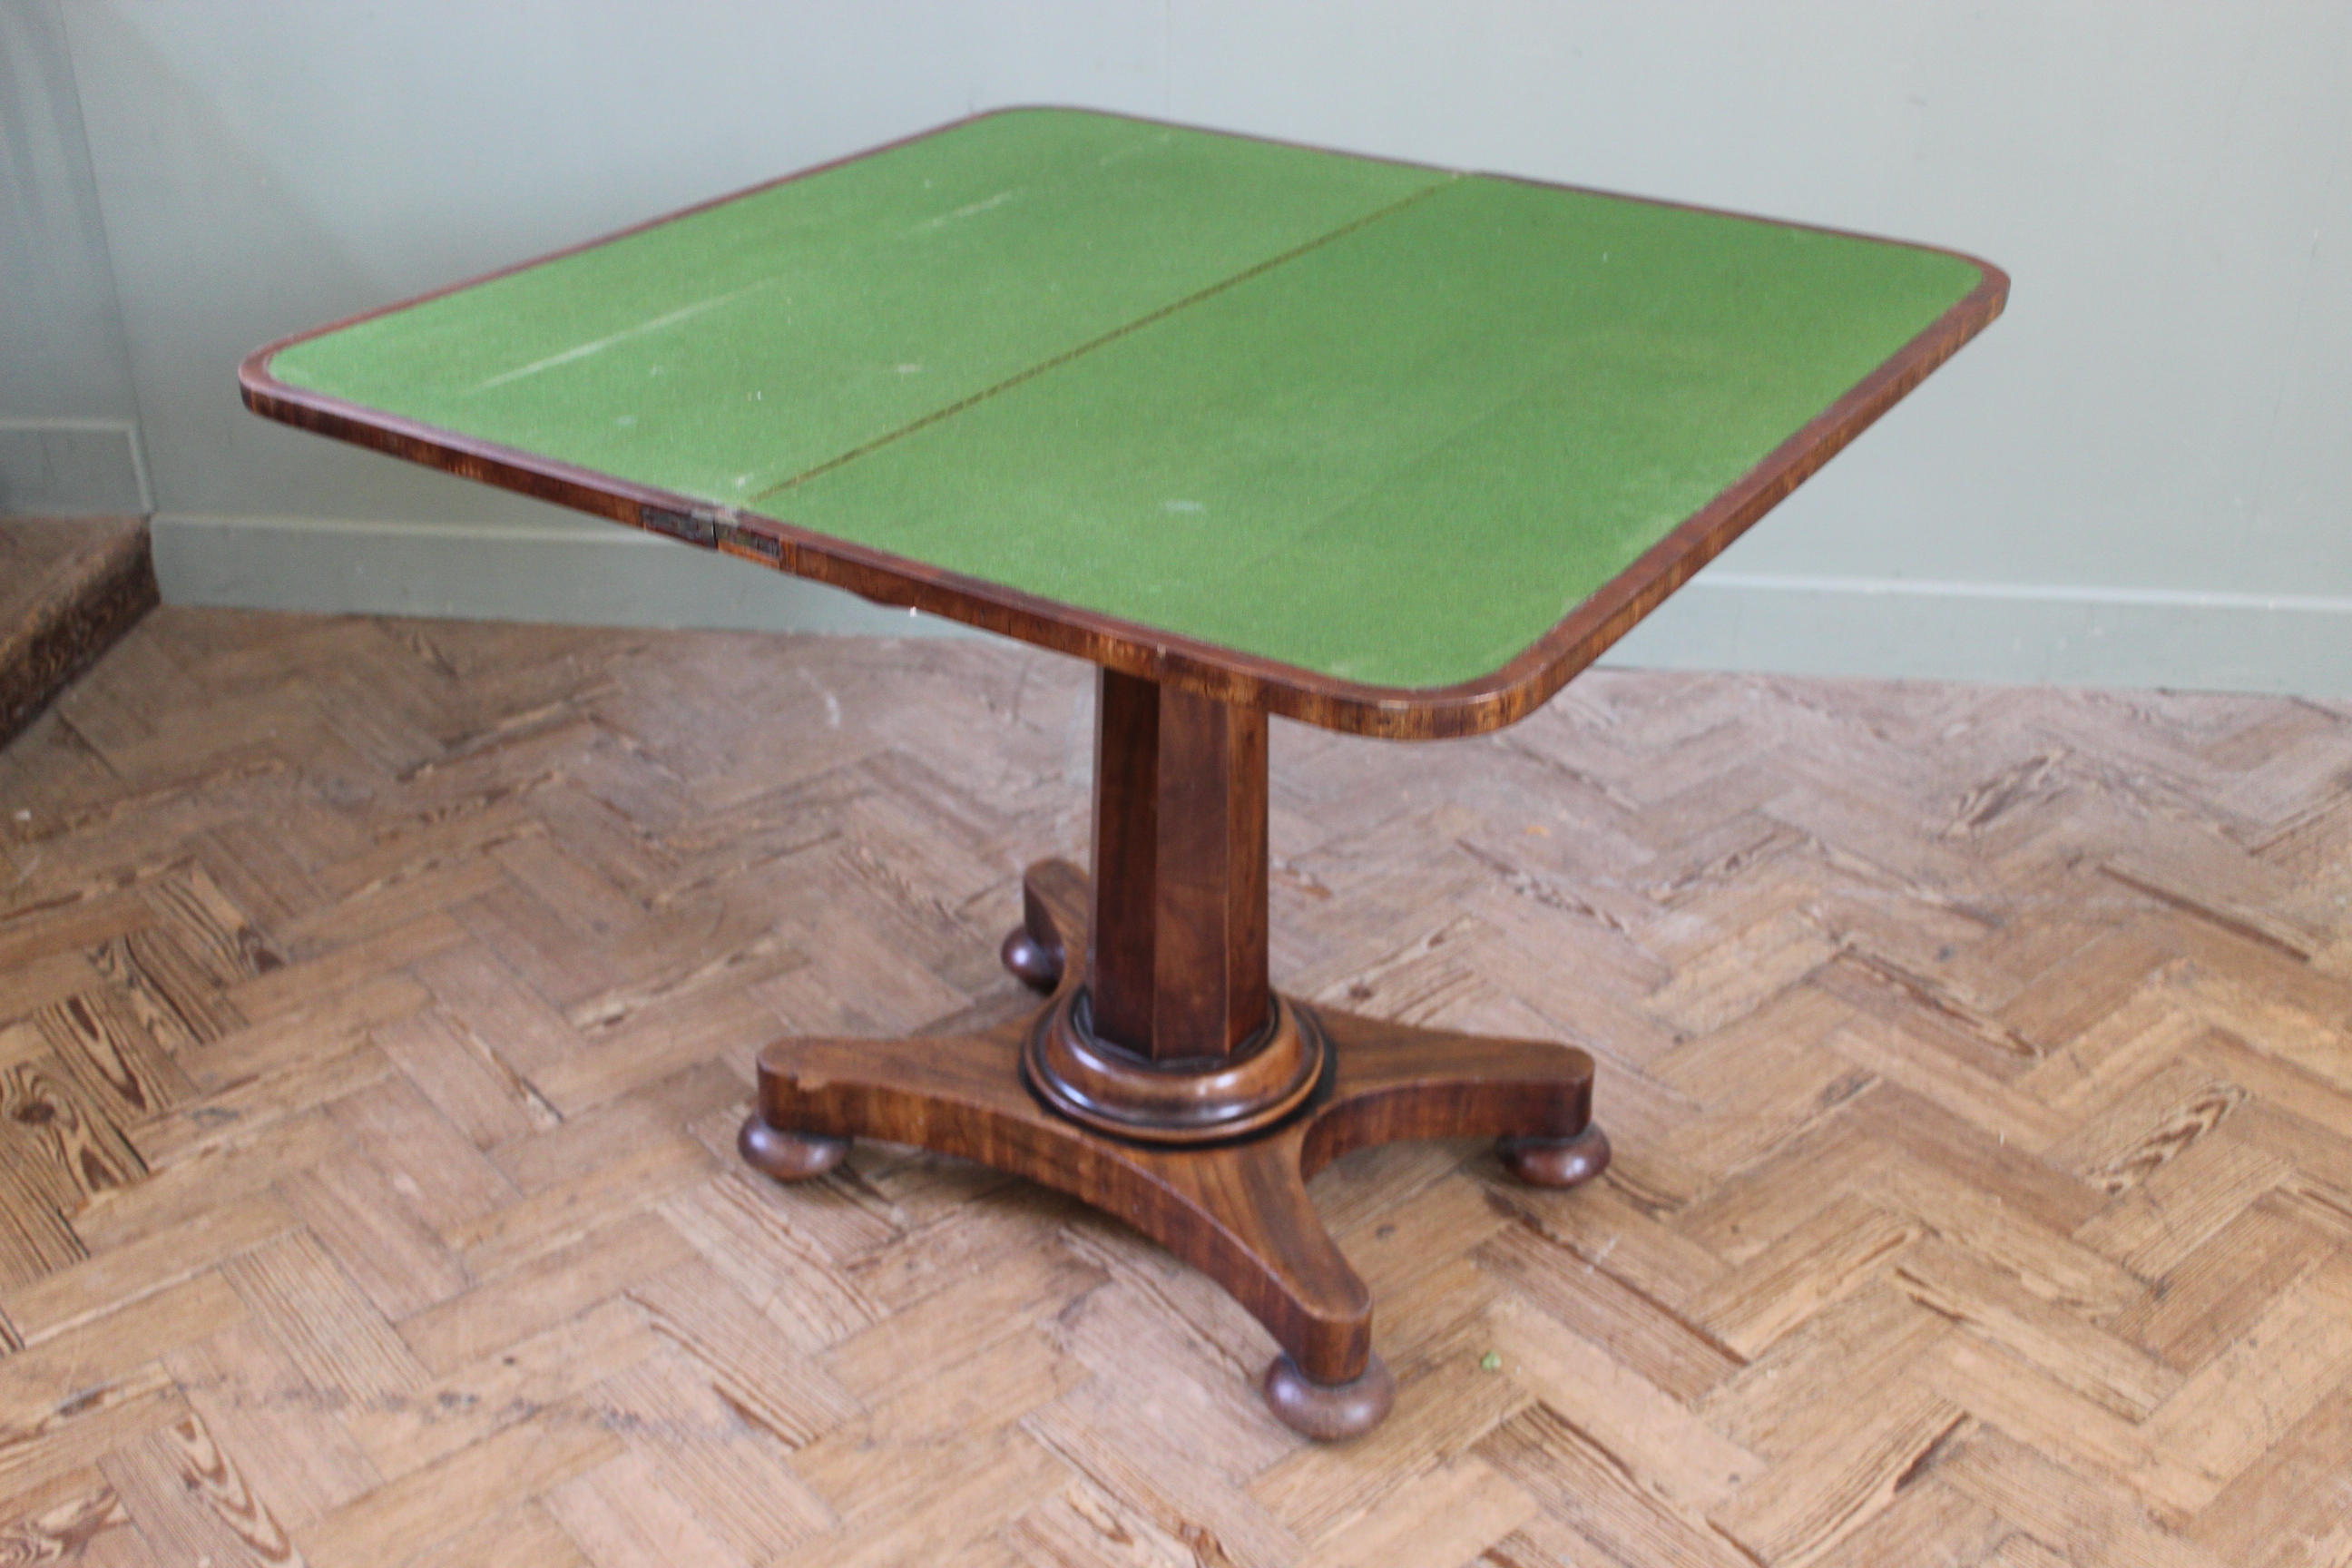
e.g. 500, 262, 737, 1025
3, 606, 2350, 1566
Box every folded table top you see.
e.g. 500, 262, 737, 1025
243, 108, 2004, 738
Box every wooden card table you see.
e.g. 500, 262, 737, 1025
242, 109, 2004, 1439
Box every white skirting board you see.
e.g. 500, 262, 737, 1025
151, 512, 961, 641
152, 513, 2352, 698
1610, 573, 2352, 698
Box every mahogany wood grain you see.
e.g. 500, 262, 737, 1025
999, 852, 1086, 992
1263, 1351, 1396, 1442
1042, 677, 1303, 1140
744, 856, 1602, 1438
736, 1118, 848, 1180
1086, 669, 1161, 1054
1497, 1126, 1614, 1189
1024, 985, 1323, 1143
1151, 679, 1269, 1061
1087, 671, 1269, 1062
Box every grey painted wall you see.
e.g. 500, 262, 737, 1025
0, 0, 147, 513
26, 1, 2352, 691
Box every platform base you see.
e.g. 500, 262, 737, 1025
741, 858, 1607, 1439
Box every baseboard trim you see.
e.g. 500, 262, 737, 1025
151, 514, 2352, 696
1605, 572, 2352, 696
151, 511, 971, 639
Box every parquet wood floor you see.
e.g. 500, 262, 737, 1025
3, 606, 2350, 1567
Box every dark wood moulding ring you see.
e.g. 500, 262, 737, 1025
1024, 988, 1324, 1143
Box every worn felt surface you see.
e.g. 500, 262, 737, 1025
271, 107, 1983, 690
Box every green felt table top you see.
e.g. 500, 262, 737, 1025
264, 108, 1988, 694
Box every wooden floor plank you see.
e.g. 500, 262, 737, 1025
0, 608, 2347, 1563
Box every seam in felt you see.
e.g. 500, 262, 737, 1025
745, 175, 1459, 505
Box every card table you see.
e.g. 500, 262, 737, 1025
243, 108, 2004, 1438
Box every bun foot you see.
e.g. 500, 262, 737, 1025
1001, 926, 1063, 992
1261, 1350, 1395, 1441
739, 1114, 849, 1181
1496, 1123, 1611, 1189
